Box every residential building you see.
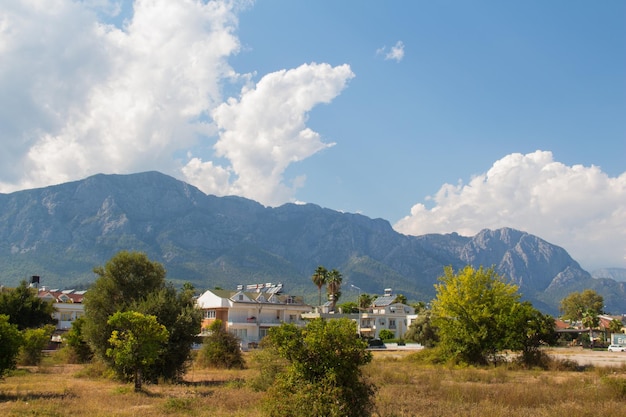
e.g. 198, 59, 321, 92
303, 288, 417, 339
37, 288, 86, 330
196, 283, 311, 349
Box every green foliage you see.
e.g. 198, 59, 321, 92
106, 311, 169, 391
504, 302, 558, 368
431, 265, 523, 365
326, 268, 343, 312
338, 301, 358, 313
198, 319, 245, 369
83, 251, 201, 382
18, 324, 56, 366
559, 289, 604, 321
0, 280, 56, 330
262, 318, 375, 417
404, 312, 439, 347
63, 317, 93, 363
378, 329, 395, 341
0, 314, 23, 376
311, 266, 328, 307
393, 293, 407, 304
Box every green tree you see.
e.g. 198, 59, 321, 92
431, 265, 522, 365
106, 311, 169, 392
262, 318, 375, 417
559, 289, 604, 322
358, 293, 373, 309
608, 318, 623, 334
0, 314, 23, 377
311, 266, 328, 307
326, 269, 343, 312
198, 319, 245, 369
83, 251, 201, 382
0, 280, 56, 330
503, 302, 557, 367
378, 329, 395, 341
393, 294, 407, 304
337, 301, 358, 314
404, 312, 439, 348
18, 324, 56, 366
63, 317, 93, 363
132, 283, 202, 382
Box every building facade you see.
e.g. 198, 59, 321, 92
196, 283, 311, 348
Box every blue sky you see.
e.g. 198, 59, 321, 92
0, 0, 624, 270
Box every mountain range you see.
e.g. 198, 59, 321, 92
1, 171, 624, 315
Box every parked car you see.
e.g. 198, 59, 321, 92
607, 345, 626, 352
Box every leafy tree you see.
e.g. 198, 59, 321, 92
379, 329, 395, 341
337, 301, 358, 314
311, 266, 328, 307
404, 312, 439, 348
559, 289, 604, 322
608, 319, 624, 334
132, 284, 202, 382
358, 293, 373, 309
83, 251, 201, 382
63, 317, 93, 363
0, 314, 22, 377
198, 319, 245, 369
431, 265, 522, 365
326, 269, 343, 312
0, 280, 56, 330
503, 302, 557, 367
18, 325, 56, 366
393, 294, 407, 304
106, 311, 169, 392
262, 318, 375, 417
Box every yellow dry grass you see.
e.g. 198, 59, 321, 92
0, 350, 624, 417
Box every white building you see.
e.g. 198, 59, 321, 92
37, 288, 86, 331
303, 289, 417, 339
196, 283, 311, 349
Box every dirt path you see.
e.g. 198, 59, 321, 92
546, 347, 626, 367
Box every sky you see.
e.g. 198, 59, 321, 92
0, 0, 624, 271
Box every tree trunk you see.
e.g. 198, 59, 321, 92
134, 367, 142, 392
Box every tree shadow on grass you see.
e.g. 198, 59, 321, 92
0, 390, 76, 402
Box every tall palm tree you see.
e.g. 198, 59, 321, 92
326, 269, 343, 312
311, 266, 328, 307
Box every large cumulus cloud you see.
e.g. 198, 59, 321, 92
394, 150, 626, 270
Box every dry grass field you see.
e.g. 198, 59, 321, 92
0, 350, 625, 417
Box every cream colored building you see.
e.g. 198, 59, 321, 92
196, 283, 311, 348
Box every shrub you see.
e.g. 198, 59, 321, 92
198, 320, 245, 369
18, 325, 55, 366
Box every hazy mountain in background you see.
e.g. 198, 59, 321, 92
1, 171, 624, 315
592, 268, 626, 282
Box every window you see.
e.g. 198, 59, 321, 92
389, 319, 396, 329
259, 328, 269, 339
229, 328, 247, 339
203, 310, 216, 319
60, 312, 73, 321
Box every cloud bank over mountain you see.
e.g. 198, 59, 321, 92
394, 151, 626, 270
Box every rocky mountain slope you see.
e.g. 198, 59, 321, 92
1, 171, 623, 315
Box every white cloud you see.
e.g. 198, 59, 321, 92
0, 0, 355, 210
377, 41, 404, 62
394, 151, 626, 270
0, 0, 242, 191
184, 62, 355, 206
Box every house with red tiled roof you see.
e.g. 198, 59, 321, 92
37, 288, 86, 331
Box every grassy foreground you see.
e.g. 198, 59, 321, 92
1, 350, 625, 417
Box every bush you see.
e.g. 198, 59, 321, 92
378, 329, 395, 341
18, 325, 55, 366
197, 320, 245, 369
262, 319, 376, 417
0, 315, 22, 376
